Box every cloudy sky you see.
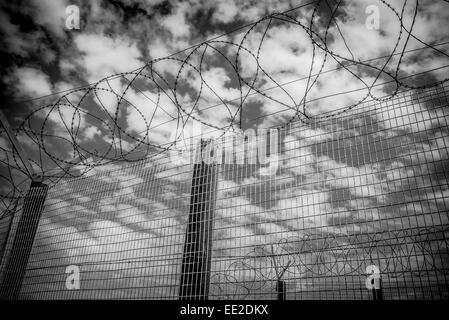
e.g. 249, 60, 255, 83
0, 0, 449, 300
1, 0, 448, 167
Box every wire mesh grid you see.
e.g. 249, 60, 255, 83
0, 83, 448, 300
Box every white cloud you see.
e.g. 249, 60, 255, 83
74, 34, 142, 82
283, 136, 316, 176
275, 189, 330, 229
212, 0, 239, 24
124, 86, 178, 144
11, 67, 52, 98
27, 0, 69, 37
161, 2, 190, 38
295, 128, 333, 143
317, 156, 386, 202
83, 126, 102, 140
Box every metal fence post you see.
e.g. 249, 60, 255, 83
373, 278, 383, 301
276, 280, 286, 300
0, 181, 48, 300
179, 140, 218, 300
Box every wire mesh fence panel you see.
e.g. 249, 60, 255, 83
209, 84, 449, 300
8, 159, 194, 299
0, 84, 448, 299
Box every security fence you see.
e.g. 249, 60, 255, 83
0, 84, 448, 300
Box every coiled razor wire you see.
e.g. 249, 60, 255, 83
1, 0, 449, 215
209, 226, 449, 299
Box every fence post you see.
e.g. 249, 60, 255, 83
373, 278, 383, 301
276, 280, 286, 300
0, 180, 48, 300
179, 140, 218, 300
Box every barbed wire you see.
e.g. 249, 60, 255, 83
1, 0, 449, 214
210, 226, 449, 299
